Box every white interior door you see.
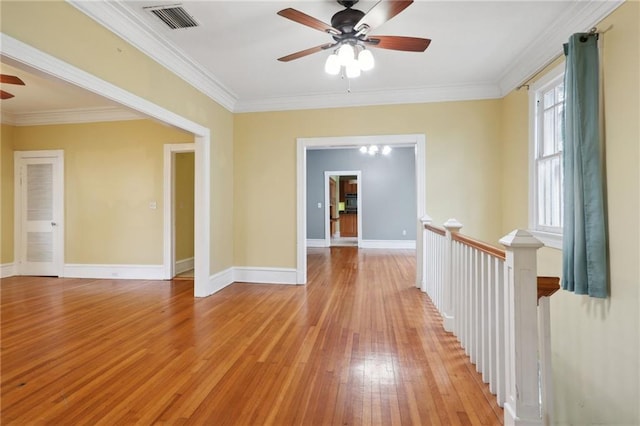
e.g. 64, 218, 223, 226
15, 151, 64, 277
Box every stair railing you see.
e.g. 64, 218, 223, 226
421, 215, 559, 426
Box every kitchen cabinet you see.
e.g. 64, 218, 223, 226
340, 213, 358, 237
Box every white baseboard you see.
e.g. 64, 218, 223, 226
306, 239, 328, 248
1, 263, 15, 278
175, 257, 194, 274
63, 264, 165, 280
360, 240, 416, 249
233, 267, 297, 285
196, 267, 234, 297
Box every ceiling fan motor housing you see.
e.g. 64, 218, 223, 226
331, 8, 365, 38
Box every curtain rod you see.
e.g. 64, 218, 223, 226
516, 27, 599, 91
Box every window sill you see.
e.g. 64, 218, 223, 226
530, 230, 562, 250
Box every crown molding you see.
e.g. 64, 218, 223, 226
497, 0, 624, 96
1, 111, 17, 125
68, 0, 238, 112
234, 83, 502, 113
3, 106, 143, 126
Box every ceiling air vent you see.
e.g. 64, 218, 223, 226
145, 4, 199, 29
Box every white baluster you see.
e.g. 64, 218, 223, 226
420, 214, 432, 294
480, 252, 489, 380
539, 296, 554, 425
495, 256, 506, 407
442, 219, 462, 332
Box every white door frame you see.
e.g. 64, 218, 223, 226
323, 171, 362, 247
297, 134, 426, 285
2, 34, 214, 297
163, 143, 196, 279
14, 150, 65, 277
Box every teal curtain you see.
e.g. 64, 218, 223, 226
561, 33, 608, 298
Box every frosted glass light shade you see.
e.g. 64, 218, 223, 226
337, 44, 354, 66
382, 145, 392, 155
359, 146, 368, 153
324, 54, 341, 75
358, 49, 374, 71
345, 60, 361, 78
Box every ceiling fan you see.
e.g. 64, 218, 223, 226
1, 74, 26, 100
276, 0, 431, 68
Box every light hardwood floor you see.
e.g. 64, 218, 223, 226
1, 248, 502, 425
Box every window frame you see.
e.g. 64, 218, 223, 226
528, 63, 565, 250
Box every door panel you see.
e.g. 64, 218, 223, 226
16, 152, 63, 276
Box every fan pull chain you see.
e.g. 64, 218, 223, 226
340, 69, 352, 93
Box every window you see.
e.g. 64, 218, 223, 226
529, 64, 564, 249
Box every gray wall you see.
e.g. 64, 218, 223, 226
306, 147, 416, 240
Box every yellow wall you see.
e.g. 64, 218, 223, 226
1, 1, 235, 274
234, 100, 503, 267
175, 152, 195, 262
499, 2, 639, 423
7, 120, 192, 264
1, 124, 16, 264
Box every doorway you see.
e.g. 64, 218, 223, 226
4, 34, 213, 297
296, 134, 426, 286
163, 144, 195, 280
13, 150, 64, 277
324, 171, 361, 247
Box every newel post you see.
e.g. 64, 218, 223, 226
499, 230, 544, 426
420, 214, 432, 293
442, 218, 463, 332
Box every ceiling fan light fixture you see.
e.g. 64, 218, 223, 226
324, 54, 341, 75
358, 48, 374, 71
382, 145, 392, 155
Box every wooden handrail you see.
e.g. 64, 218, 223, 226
425, 224, 446, 236
537, 276, 560, 302
452, 233, 506, 261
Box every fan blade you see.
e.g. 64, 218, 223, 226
277, 8, 340, 35
0, 74, 26, 85
278, 43, 336, 62
365, 35, 431, 52
355, 0, 413, 33
1, 90, 15, 100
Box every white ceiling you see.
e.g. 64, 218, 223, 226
1, 0, 622, 121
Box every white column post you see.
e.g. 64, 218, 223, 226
442, 218, 463, 332
499, 230, 544, 426
420, 214, 432, 293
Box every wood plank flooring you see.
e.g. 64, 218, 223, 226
1, 248, 502, 425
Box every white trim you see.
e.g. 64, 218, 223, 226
1, 33, 212, 298
360, 240, 416, 250
297, 134, 426, 286
233, 267, 298, 285
306, 239, 329, 248
1, 263, 16, 278
498, 0, 624, 95
530, 231, 562, 251
14, 150, 65, 277
323, 171, 361, 247
63, 264, 165, 280
67, 1, 237, 112
235, 84, 501, 113
208, 267, 235, 295
2, 107, 142, 127
163, 143, 195, 280
175, 257, 194, 275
